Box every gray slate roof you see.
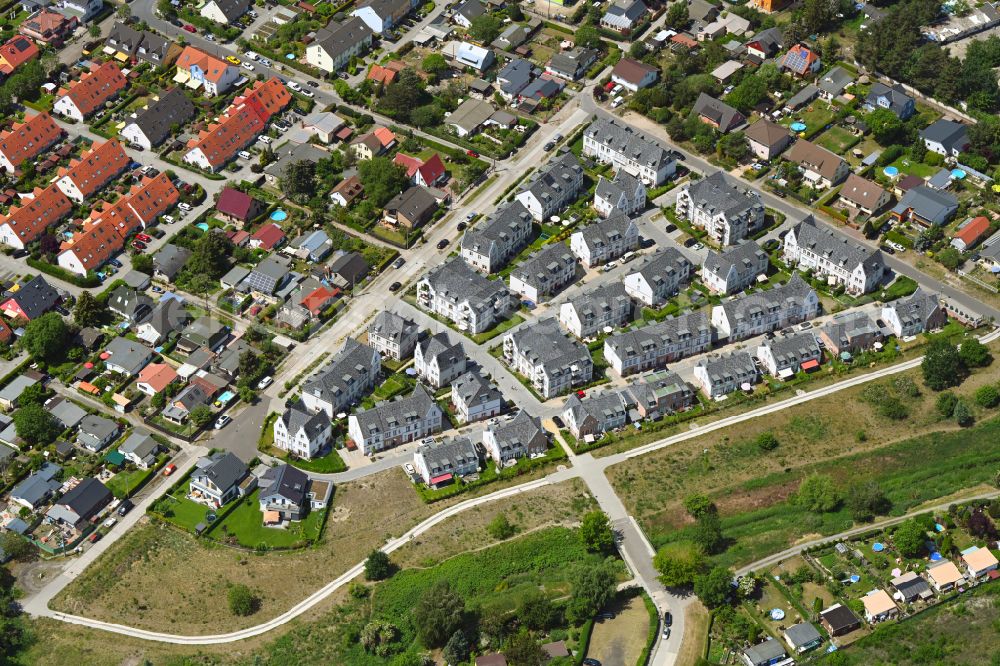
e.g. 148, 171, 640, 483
353, 384, 440, 435
595, 170, 642, 205
576, 210, 635, 254
313, 16, 372, 60
508, 317, 591, 371
496, 57, 534, 96
153, 243, 192, 280
129, 89, 196, 147
744, 638, 787, 665
510, 242, 576, 292
890, 288, 940, 330
104, 336, 153, 374
585, 117, 674, 173
697, 350, 757, 383
11, 462, 61, 506
784, 622, 823, 648
280, 400, 332, 439
865, 82, 913, 116
489, 410, 545, 450
417, 332, 467, 372
717, 273, 814, 323
260, 463, 309, 506
417, 436, 477, 472
519, 152, 583, 206
424, 258, 511, 308
791, 216, 885, 273
461, 200, 533, 258
369, 310, 418, 345
565, 391, 625, 427
693, 93, 744, 131
920, 119, 969, 152
605, 310, 711, 358
302, 338, 379, 407
196, 452, 248, 492
891, 185, 959, 226
566, 282, 631, 323
762, 330, 820, 367
118, 431, 159, 461
630, 248, 692, 288
818, 66, 854, 97
452, 371, 502, 407
685, 171, 763, 220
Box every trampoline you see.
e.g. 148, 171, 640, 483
935, 523, 945, 532
271, 209, 288, 221
883, 166, 899, 177
770, 608, 785, 621
930, 552, 943, 562
849, 574, 861, 583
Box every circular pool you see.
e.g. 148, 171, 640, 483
195, 222, 210, 232
883, 166, 899, 177
271, 209, 288, 222
790, 122, 807, 132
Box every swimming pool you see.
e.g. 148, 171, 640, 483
271, 209, 288, 222
883, 166, 899, 177
195, 222, 210, 232
790, 122, 807, 132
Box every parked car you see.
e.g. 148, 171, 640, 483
88, 531, 101, 543
204, 33, 215, 41
135, 233, 152, 242
392, 257, 405, 269
466, 149, 479, 157
131, 240, 146, 250
117, 499, 134, 516
226, 55, 241, 65
163, 215, 175, 224
389, 281, 402, 292
403, 463, 415, 475
552, 415, 565, 428
880, 244, 895, 255
151, 286, 164, 293
576, 389, 586, 398
437, 239, 449, 249
242, 61, 255, 72
178, 202, 192, 212
665, 223, 677, 233
259, 57, 272, 66
11, 248, 28, 259
457, 222, 467, 231
109, 258, 123, 268
182, 24, 196, 32
287, 81, 302, 92
163, 464, 176, 476
664, 611, 673, 626
307, 80, 319, 87
215, 415, 232, 429
544, 141, 555, 151
103, 516, 117, 528
257, 375, 273, 390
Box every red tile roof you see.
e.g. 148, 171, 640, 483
955, 216, 990, 247
56, 61, 127, 117
0, 185, 72, 245
0, 112, 61, 172
781, 44, 820, 75
185, 78, 291, 168
216, 187, 258, 221
138, 362, 178, 393
58, 139, 130, 199
417, 153, 445, 185
301, 285, 339, 315
0, 36, 39, 75
367, 63, 398, 85
392, 152, 423, 177
126, 173, 181, 224
250, 222, 285, 249
175, 45, 235, 84
373, 126, 396, 148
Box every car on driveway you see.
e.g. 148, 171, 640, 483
300, 89, 314, 98
135, 233, 152, 242
109, 258, 123, 268
117, 499, 134, 516
403, 463, 415, 475
389, 281, 402, 292
664, 611, 673, 626
131, 240, 146, 250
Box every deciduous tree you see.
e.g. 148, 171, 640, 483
22, 312, 69, 363
921, 338, 966, 390
414, 580, 465, 647
653, 541, 706, 587
579, 510, 615, 553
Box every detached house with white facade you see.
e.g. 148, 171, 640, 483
570, 211, 639, 267
881, 288, 947, 337
675, 171, 765, 246
460, 200, 534, 273
483, 411, 548, 465
451, 371, 504, 424
413, 436, 479, 486
515, 152, 584, 221
782, 216, 886, 295
414, 332, 468, 389
604, 310, 712, 376
560, 283, 633, 338
623, 248, 693, 306
583, 116, 676, 186
367, 310, 420, 361
509, 243, 577, 303
305, 17, 373, 74
349, 385, 443, 455
273, 401, 333, 460
562, 391, 627, 439
756, 331, 822, 376
417, 258, 511, 334
711, 274, 819, 342
503, 318, 593, 399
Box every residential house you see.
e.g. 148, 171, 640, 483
54, 139, 130, 203
755, 331, 822, 376
53, 61, 127, 122
327, 251, 370, 289
787, 139, 850, 188
559, 283, 632, 338
9, 463, 61, 510
861, 589, 899, 623
452, 0, 485, 28
350, 128, 396, 159
963, 546, 999, 578
620, 369, 695, 419
693, 351, 759, 398
19, 9, 77, 46
273, 401, 333, 460
496, 57, 533, 100
594, 171, 646, 217
710, 60, 743, 83
0, 112, 61, 175
250, 223, 287, 251
189, 451, 255, 508
0, 275, 60, 321
348, 384, 444, 455
601, 0, 647, 32
891, 570, 933, 603
178, 316, 229, 353
0, 185, 72, 250
220, 265, 250, 291
119, 88, 196, 150
839, 174, 891, 215
453, 42, 495, 71
136, 362, 178, 396
136, 298, 191, 346
891, 185, 959, 227
604, 310, 713, 376
382, 186, 438, 230
783, 216, 886, 295
751, 0, 792, 12
105, 22, 174, 67
301, 338, 381, 417
742, 639, 788, 666
152, 244, 192, 283
610, 57, 658, 91
503, 317, 593, 399
287, 229, 333, 263
417, 258, 512, 334
414, 332, 468, 389
744, 118, 792, 160
509, 242, 576, 303
200, 0, 249, 23
492, 23, 530, 51
0, 374, 38, 411
921, 119, 969, 157
864, 82, 915, 120
393, 152, 447, 187
460, 200, 533, 273
0, 35, 38, 76
785, 83, 820, 111
103, 336, 153, 376
687, 0, 720, 23
583, 118, 677, 187
366, 60, 405, 85
519, 75, 565, 102
711, 274, 820, 342
482, 411, 547, 465
562, 391, 626, 439
693, 93, 745, 133
297, 111, 346, 144
330, 176, 364, 207
927, 560, 965, 592
781, 43, 821, 76
108, 285, 153, 323
173, 45, 240, 95
818, 66, 854, 99
881, 288, 947, 337
367, 310, 419, 361
745, 26, 783, 61
675, 171, 765, 246
183, 78, 291, 170
215, 187, 265, 228
820, 604, 861, 636
570, 210, 639, 267
76, 414, 120, 452
45, 396, 86, 430
782, 623, 823, 654
818, 310, 881, 355
263, 141, 332, 187
951, 215, 991, 251
451, 371, 504, 423
45, 477, 112, 530
118, 431, 160, 469
447, 98, 513, 137
413, 436, 479, 485
623, 248, 693, 306
351, 0, 419, 34
545, 47, 598, 81
257, 463, 314, 521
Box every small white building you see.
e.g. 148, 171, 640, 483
273, 403, 333, 460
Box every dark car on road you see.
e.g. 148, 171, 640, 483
389, 281, 402, 292
457, 222, 467, 231
437, 239, 449, 249
117, 499, 134, 516
880, 244, 895, 255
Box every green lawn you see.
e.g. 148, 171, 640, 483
105, 467, 155, 499
815, 125, 860, 155
888, 156, 941, 179
278, 449, 348, 474
471, 313, 525, 344
373, 373, 415, 401
156, 493, 215, 533
208, 490, 325, 549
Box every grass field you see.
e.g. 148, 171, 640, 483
209, 490, 326, 550
815, 125, 860, 155
587, 595, 650, 666
608, 350, 1000, 569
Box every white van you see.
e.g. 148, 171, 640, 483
258, 135, 273, 145
245, 51, 259, 61
238, 150, 252, 160
611, 96, 624, 108
621, 251, 637, 264
178, 202, 192, 212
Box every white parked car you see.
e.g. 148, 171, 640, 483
287, 81, 302, 92
102, 517, 117, 528
238, 150, 252, 160
257, 375, 273, 389
178, 202, 192, 212
404, 463, 415, 475
215, 415, 232, 429
163, 214, 175, 224
300, 89, 314, 98
242, 61, 255, 72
